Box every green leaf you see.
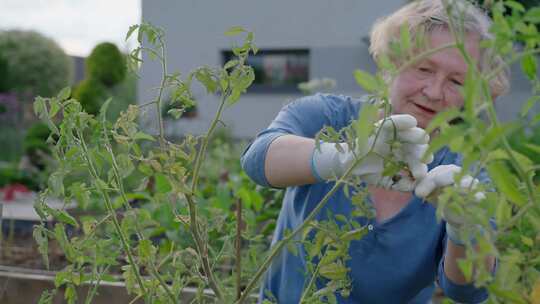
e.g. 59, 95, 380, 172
486, 148, 533, 170
38, 290, 56, 304
334, 214, 348, 223
353, 70, 379, 93
355, 103, 378, 151
525, 143, 540, 154
34, 97, 46, 118
224, 59, 238, 70
319, 262, 349, 280
524, 7, 540, 23
462, 65, 479, 120
489, 286, 528, 304
533, 112, 540, 125
287, 242, 298, 256
99, 97, 112, 121
48, 171, 65, 196
167, 108, 184, 119
520, 95, 540, 117
195, 67, 218, 93
505, 0, 525, 12
155, 173, 172, 193
487, 161, 527, 207
457, 259, 473, 282
521, 235, 534, 247
340, 227, 367, 242
426, 108, 462, 133
64, 284, 77, 304
54, 224, 75, 261
495, 197, 512, 227
224, 26, 246, 36
53, 209, 79, 228
399, 22, 411, 53
138, 163, 153, 176
237, 187, 252, 209
521, 54, 537, 80
250, 190, 263, 211
133, 131, 155, 142
57, 87, 71, 101
125, 24, 139, 41
138, 239, 156, 262
33, 225, 50, 269
49, 100, 61, 118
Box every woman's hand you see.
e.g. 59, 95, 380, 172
415, 164, 486, 245
312, 114, 433, 191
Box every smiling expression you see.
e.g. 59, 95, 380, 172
389, 27, 481, 129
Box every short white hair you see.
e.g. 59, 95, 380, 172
369, 0, 510, 97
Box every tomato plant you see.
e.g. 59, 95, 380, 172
30, 1, 540, 303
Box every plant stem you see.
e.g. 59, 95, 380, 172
76, 129, 149, 300
237, 119, 387, 303
443, 0, 537, 210
236, 199, 242, 301
190, 91, 228, 192
84, 265, 110, 304
103, 113, 178, 304
486, 48, 540, 82
155, 36, 168, 152
184, 194, 224, 301
298, 250, 326, 304
179, 86, 230, 301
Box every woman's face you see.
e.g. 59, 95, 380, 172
389, 27, 481, 129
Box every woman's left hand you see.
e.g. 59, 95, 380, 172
415, 164, 486, 245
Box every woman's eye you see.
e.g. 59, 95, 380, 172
451, 79, 463, 86
417, 67, 432, 74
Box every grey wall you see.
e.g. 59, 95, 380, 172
139, 0, 406, 138
139, 0, 538, 139
495, 63, 539, 122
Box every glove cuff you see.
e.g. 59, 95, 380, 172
446, 222, 486, 247
311, 142, 351, 181
445, 222, 467, 246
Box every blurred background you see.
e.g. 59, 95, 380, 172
0, 1, 539, 303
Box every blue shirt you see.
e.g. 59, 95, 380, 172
241, 94, 489, 304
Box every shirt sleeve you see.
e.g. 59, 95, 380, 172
240, 94, 342, 187
437, 235, 490, 303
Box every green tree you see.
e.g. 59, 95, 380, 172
0, 30, 73, 98
86, 42, 127, 87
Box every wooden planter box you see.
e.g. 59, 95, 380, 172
0, 265, 224, 304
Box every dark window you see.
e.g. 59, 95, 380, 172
222, 49, 309, 93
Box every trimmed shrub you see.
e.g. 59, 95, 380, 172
23, 122, 51, 154
0, 54, 9, 92
0, 30, 73, 98
86, 42, 126, 87
73, 78, 108, 115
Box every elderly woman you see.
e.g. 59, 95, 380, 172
241, 0, 509, 303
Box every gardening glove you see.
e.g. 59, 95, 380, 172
312, 114, 433, 192
415, 164, 486, 245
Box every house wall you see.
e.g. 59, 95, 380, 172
139, 0, 538, 139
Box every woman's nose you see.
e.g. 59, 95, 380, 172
422, 75, 445, 102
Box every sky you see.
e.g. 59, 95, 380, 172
0, 0, 141, 57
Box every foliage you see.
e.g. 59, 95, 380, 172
86, 42, 127, 87
24, 122, 51, 150
32, 23, 260, 304
29, 1, 540, 303
106, 72, 138, 121
0, 53, 9, 92
0, 163, 41, 190
0, 30, 73, 98
0, 93, 23, 162
73, 78, 108, 115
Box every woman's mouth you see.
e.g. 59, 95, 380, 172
413, 103, 436, 115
